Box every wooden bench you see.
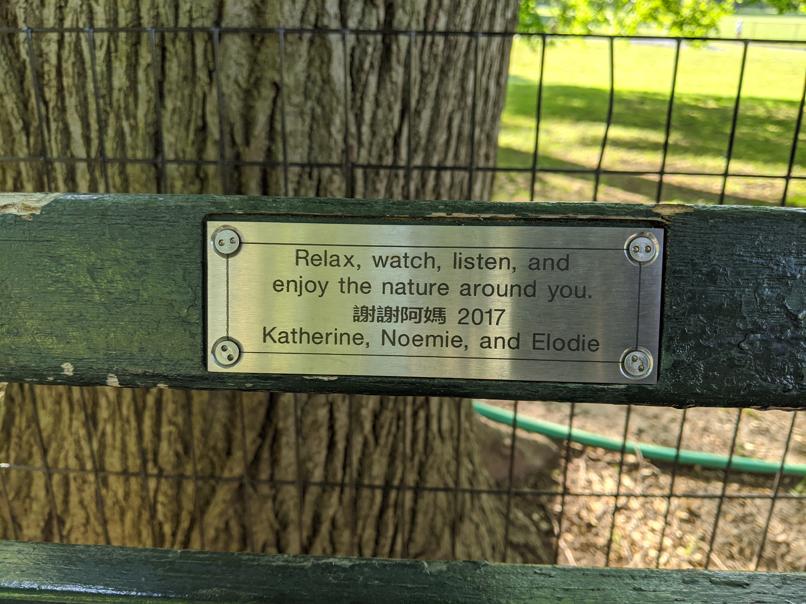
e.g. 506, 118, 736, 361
0, 193, 803, 600
1, 193, 803, 405
0, 540, 803, 603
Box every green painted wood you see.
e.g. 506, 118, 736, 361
0, 193, 803, 407
0, 541, 802, 603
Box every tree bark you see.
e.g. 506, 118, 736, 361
0, 1, 550, 562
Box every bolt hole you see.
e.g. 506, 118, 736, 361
221, 345, 228, 352
229, 237, 236, 244
218, 239, 224, 246
227, 354, 234, 361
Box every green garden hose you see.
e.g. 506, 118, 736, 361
472, 401, 806, 477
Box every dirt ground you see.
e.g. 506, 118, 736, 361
477, 400, 805, 571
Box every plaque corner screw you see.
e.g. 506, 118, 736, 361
212, 337, 241, 368
620, 348, 653, 380
625, 232, 659, 265
212, 226, 241, 256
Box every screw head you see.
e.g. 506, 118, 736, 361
212, 226, 241, 256
620, 348, 653, 380
212, 338, 241, 368
625, 233, 659, 265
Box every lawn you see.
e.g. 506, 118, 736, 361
720, 14, 806, 40
493, 37, 806, 206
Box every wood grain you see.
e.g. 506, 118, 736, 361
0, 540, 803, 603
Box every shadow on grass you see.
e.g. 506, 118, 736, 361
502, 81, 804, 168
494, 145, 784, 205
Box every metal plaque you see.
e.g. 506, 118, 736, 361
206, 220, 664, 384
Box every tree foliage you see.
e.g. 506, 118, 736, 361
738, 0, 805, 13
517, 0, 800, 37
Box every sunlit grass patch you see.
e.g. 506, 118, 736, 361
495, 37, 806, 205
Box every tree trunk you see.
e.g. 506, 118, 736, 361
0, 1, 550, 562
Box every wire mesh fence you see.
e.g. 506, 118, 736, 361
0, 26, 803, 204
0, 393, 802, 570
0, 24, 803, 572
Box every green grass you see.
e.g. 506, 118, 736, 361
494, 37, 806, 206
719, 14, 806, 41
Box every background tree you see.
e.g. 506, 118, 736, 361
518, 0, 803, 37
0, 1, 554, 562
737, 0, 805, 15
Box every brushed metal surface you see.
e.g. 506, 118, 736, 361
206, 220, 664, 384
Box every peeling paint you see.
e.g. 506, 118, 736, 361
423, 560, 450, 574
61, 362, 75, 376
302, 375, 339, 381
0, 193, 61, 220
784, 287, 805, 324
155, 383, 170, 389
106, 374, 120, 387
0, 383, 5, 405
653, 203, 695, 218
427, 212, 519, 219
523, 213, 650, 222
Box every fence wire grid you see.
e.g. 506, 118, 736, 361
0, 26, 804, 205
0, 24, 803, 573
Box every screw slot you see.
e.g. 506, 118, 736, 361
211, 226, 242, 256
620, 347, 653, 380
212, 337, 242, 368
625, 232, 659, 265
